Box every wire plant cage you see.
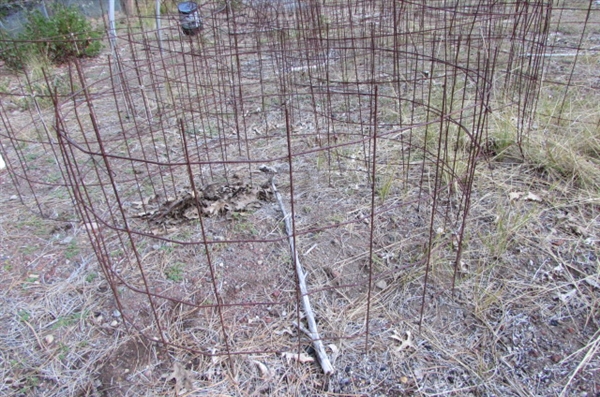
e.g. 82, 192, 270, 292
2, 0, 565, 372
52, 0, 555, 363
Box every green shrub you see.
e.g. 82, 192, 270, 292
0, 4, 103, 70
0, 29, 30, 70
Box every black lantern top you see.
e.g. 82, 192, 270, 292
178, 2, 198, 14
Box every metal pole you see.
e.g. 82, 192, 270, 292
40, 0, 49, 19
156, 0, 162, 51
108, 0, 117, 51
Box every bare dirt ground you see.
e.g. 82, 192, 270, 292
1, 3, 600, 397
1, 141, 599, 397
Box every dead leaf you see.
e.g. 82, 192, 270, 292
135, 210, 157, 218
452, 233, 460, 250
525, 192, 542, 202
375, 280, 388, 290
209, 348, 219, 365
230, 192, 259, 211
183, 206, 200, 220
282, 352, 315, 364
259, 164, 277, 173
569, 223, 587, 237
82, 222, 100, 232
168, 362, 194, 395
509, 191, 542, 203
203, 200, 229, 216
324, 267, 341, 280
390, 330, 416, 352
273, 328, 294, 337
138, 178, 272, 225
328, 344, 340, 363
44, 334, 55, 346
131, 194, 159, 209
251, 360, 274, 380
584, 276, 600, 289
558, 289, 577, 303
509, 192, 523, 201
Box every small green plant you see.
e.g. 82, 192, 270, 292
85, 272, 98, 283
483, 203, 534, 259
24, 275, 39, 283
65, 240, 80, 260
19, 375, 40, 394
19, 71, 74, 110
165, 263, 184, 282
110, 249, 124, 258
158, 245, 174, 254
0, 4, 103, 70
57, 343, 70, 360
19, 216, 44, 229
9, 358, 22, 368
377, 171, 395, 201
51, 311, 88, 330
20, 245, 38, 255
232, 217, 258, 236
18, 310, 31, 322
52, 316, 75, 330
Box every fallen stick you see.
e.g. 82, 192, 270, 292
270, 177, 335, 375
522, 52, 585, 57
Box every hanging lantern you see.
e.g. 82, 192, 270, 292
178, 2, 202, 36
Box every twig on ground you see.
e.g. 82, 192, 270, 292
21, 318, 44, 351
270, 176, 334, 375
559, 330, 600, 397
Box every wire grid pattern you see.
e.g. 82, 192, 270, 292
1, 0, 597, 365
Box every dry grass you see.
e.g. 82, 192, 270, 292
2, 118, 598, 396
1, 2, 600, 397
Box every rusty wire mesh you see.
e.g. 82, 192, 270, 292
0, 68, 77, 220
1, 0, 598, 377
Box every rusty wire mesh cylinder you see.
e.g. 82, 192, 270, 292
28, 0, 551, 360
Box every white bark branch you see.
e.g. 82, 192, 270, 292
271, 177, 334, 375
